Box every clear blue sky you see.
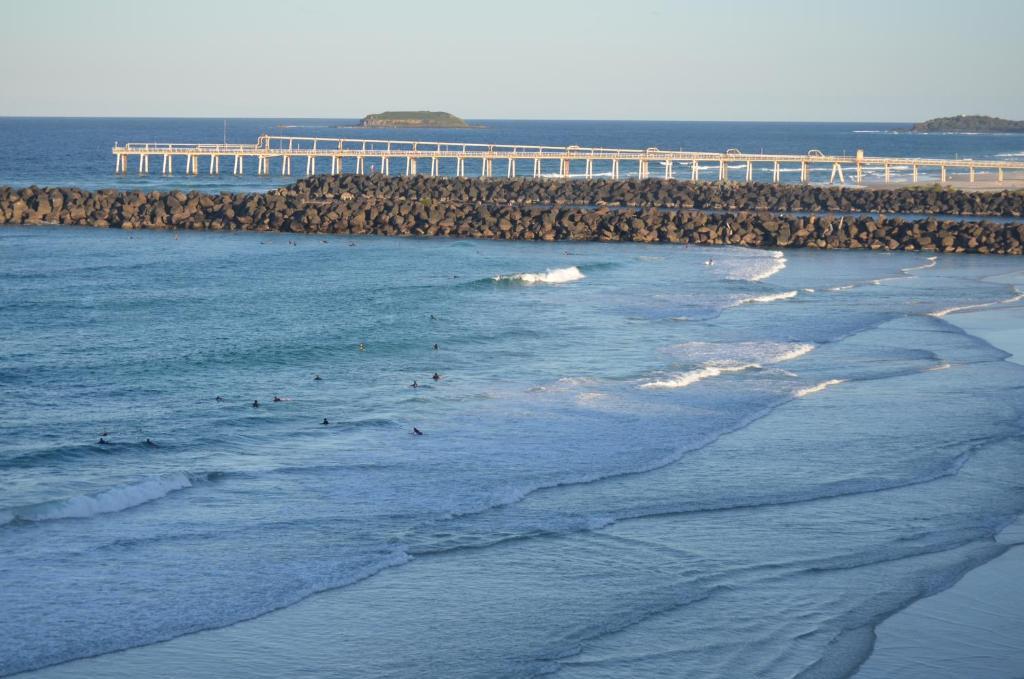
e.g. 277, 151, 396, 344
1, 0, 1021, 121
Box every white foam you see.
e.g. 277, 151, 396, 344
829, 284, 855, 292
642, 342, 814, 389
493, 266, 584, 284
719, 250, 787, 282
930, 290, 1023, 318
730, 290, 799, 306
641, 363, 756, 389
794, 379, 846, 398
902, 256, 938, 273
3, 473, 197, 524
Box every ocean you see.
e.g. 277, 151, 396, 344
2, 118, 1024, 678
2, 117, 1024, 192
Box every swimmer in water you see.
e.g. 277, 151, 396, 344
145, 438, 157, 447
432, 372, 441, 381
430, 314, 437, 320
215, 396, 224, 402
98, 437, 109, 445
322, 418, 330, 425
273, 396, 283, 403
705, 258, 714, 266
412, 427, 423, 436
410, 380, 419, 388
314, 374, 322, 381
433, 343, 439, 350
252, 399, 260, 408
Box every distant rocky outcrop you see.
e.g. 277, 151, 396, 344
358, 111, 471, 129
2, 177, 1023, 254
910, 115, 1024, 133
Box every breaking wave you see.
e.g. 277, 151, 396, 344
641, 342, 815, 390
794, 379, 846, 398
492, 266, 585, 284
1, 472, 207, 525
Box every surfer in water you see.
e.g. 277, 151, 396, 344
705, 257, 715, 266
144, 438, 157, 447
215, 396, 224, 402
412, 427, 424, 436
410, 380, 419, 388
313, 374, 322, 381
252, 399, 260, 408
273, 396, 283, 403
433, 343, 439, 350
321, 418, 330, 426
432, 372, 441, 381
97, 437, 109, 445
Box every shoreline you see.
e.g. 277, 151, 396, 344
854, 291, 1024, 678
2, 175, 1023, 254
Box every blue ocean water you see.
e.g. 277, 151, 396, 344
2, 223, 1024, 677
2, 117, 1023, 192
3, 118, 1024, 677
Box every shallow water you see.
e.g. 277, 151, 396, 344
2, 227, 1024, 677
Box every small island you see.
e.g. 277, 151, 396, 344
910, 115, 1024, 133
357, 111, 473, 129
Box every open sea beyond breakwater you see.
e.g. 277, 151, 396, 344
2, 223, 1024, 677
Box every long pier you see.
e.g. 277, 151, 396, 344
112, 135, 1024, 185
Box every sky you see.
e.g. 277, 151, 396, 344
0, 0, 1021, 121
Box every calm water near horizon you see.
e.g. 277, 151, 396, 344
2, 117, 1024, 678
2, 117, 1024, 193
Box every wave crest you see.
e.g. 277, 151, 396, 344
1, 472, 205, 525
492, 266, 585, 284
642, 342, 815, 390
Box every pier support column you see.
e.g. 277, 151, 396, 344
382, 156, 389, 176
356, 156, 364, 174
234, 155, 243, 175
969, 166, 975, 183
638, 160, 647, 179
800, 161, 808, 183
407, 157, 415, 176
586, 159, 594, 179
691, 160, 699, 181
912, 165, 918, 183
282, 156, 291, 176
162, 154, 171, 175
431, 157, 438, 177
137, 155, 145, 174
719, 160, 727, 182
745, 160, 753, 182
940, 165, 947, 183
305, 155, 314, 176
457, 157, 465, 177
883, 164, 891, 184
772, 161, 780, 183
829, 162, 845, 184
508, 158, 515, 178
561, 158, 570, 178
665, 160, 672, 179
856, 164, 863, 184
612, 159, 620, 180
999, 167, 1004, 182
483, 158, 492, 177
190, 155, 199, 175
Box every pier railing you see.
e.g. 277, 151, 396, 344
112, 134, 1024, 185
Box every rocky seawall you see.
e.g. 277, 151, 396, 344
2, 176, 1024, 254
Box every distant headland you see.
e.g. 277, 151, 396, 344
355, 111, 475, 129
909, 115, 1024, 134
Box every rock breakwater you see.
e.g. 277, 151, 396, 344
2, 176, 1023, 254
